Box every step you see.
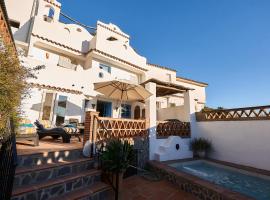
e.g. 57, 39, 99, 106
12, 170, 101, 200
17, 148, 83, 167
50, 182, 113, 200
14, 158, 94, 188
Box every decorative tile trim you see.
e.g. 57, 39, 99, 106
89, 48, 148, 72
147, 63, 176, 72
31, 33, 82, 54
43, 0, 61, 8
97, 22, 129, 39
28, 82, 83, 95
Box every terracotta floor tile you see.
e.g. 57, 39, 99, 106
122, 176, 196, 200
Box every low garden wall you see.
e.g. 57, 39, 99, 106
194, 105, 270, 171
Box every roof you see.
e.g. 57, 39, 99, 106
147, 63, 176, 72
141, 78, 193, 97
176, 76, 208, 87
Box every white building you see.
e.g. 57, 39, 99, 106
5, 0, 207, 125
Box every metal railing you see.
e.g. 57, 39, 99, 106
0, 119, 17, 200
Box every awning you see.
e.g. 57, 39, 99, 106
141, 78, 193, 97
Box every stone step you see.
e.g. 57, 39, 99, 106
17, 148, 83, 167
14, 157, 94, 188
12, 169, 101, 200
49, 182, 113, 200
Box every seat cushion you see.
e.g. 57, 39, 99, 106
18, 119, 36, 135
63, 127, 79, 134
39, 120, 52, 128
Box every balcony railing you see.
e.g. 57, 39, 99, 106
58, 56, 77, 70
196, 105, 270, 121
156, 120, 191, 138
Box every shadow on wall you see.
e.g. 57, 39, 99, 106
30, 101, 83, 116
14, 20, 31, 42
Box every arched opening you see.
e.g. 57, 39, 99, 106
134, 106, 140, 119
44, 6, 55, 22
48, 7, 55, 18
142, 108, 145, 119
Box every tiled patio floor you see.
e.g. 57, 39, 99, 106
122, 175, 196, 200
16, 137, 83, 155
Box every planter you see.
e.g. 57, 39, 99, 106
197, 151, 206, 158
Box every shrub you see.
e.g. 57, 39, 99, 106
190, 138, 212, 152
101, 139, 134, 173
0, 39, 44, 135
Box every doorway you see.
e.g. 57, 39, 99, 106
97, 100, 112, 117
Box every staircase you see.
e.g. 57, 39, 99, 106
12, 148, 113, 200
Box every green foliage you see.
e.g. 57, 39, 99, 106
101, 139, 135, 173
190, 138, 212, 152
0, 39, 44, 135
0, 42, 25, 133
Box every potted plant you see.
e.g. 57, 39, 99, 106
101, 139, 134, 200
190, 138, 212, 158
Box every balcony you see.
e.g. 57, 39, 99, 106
58, 56, 77, 70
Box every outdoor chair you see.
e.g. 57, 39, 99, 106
34, 120, 81, 143
16, 119, 39, 146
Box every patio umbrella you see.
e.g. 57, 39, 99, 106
94, 80, 152, 102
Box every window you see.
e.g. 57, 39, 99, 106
99, 72, 104, 78
134, 106, 140, 119
84, 99, 90, 111
41, 93, 54, 120
107, 36, 118, 41
97, 101, 112, 117
99, 64, 111, 74
121, 104, 131, 119
44, 6, 54, 22
55, 95, 68, 126
48, 7, 54, 18
156, 101, 162, 109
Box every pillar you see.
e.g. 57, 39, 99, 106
83, 110, 99, 145
184, 90, 197, 137
145, 82, 157, 160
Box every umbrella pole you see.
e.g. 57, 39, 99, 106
118, 99, 122, 118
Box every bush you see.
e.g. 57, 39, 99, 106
190, 138, 212, 152
101, 139, 134, 173
0, 39, 44, 135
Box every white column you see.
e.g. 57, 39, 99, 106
184, 90, 197, 137
145, 82, 157, 160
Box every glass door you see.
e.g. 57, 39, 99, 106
97, 100, 112, 117
55, 95, 68, 125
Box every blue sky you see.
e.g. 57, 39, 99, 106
59, 0, 270, 108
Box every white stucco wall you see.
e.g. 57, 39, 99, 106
5, 0, 35, 42
193, 121, 270, 171
157, 106, 189, 122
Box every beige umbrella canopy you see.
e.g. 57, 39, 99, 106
94, 80, 152, 101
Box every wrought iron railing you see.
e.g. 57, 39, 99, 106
0, 119, 17, 200
196, 105, 270, 121
156, 120, 191, 138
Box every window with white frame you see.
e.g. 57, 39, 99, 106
99, 63, 111, 74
